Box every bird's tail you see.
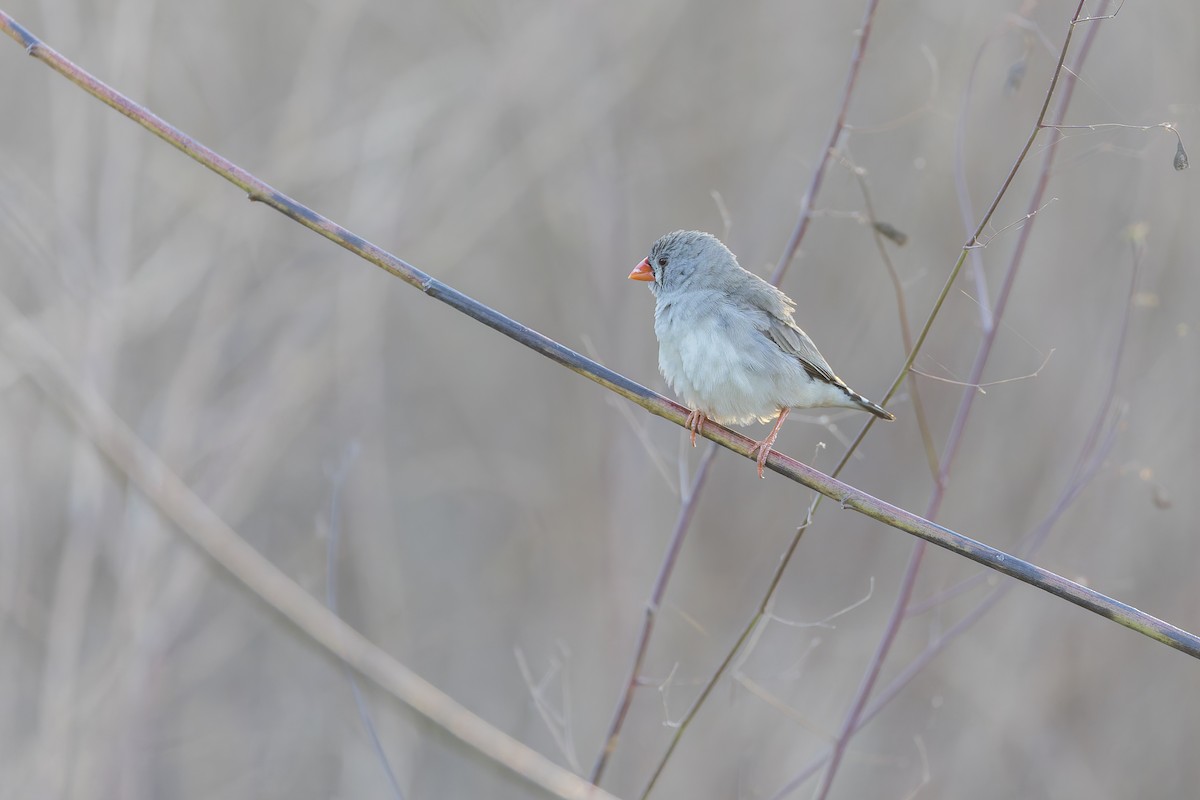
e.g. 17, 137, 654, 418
847, 389, 895, 421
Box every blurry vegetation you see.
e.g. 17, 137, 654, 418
1, 2, 1197, 799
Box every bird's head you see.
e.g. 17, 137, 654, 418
628, 230, 737, 295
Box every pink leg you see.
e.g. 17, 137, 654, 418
748, 408, 790, 478
685, 409, 707, 447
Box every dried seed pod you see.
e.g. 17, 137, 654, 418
872, 221, 908, 246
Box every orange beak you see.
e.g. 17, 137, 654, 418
628, 257, 654, 282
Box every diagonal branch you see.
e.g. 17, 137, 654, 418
1, 5, 1194, 656
771, 0, 883, 285
778, 227, 1145, 795
0, 293, 623, 800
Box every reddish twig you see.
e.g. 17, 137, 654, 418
589, 444, 719, 784
594, 0, 886, 787
811, 4, 1102, 798
771, 0, 883, 286
844, 155, 940, 479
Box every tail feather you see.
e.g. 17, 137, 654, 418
846, 389, 895, 421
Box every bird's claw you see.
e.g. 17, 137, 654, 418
748, 409, 790, 479
685, 409, 707, 447
748, 440, 771, 478
756, 447, 770, 478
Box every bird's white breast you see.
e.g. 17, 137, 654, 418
654, 294, 782, 425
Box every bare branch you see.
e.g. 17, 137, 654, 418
766, 577, 875, 632
770, 0, 884, 285
515, 645, 582, 773
0, 290, 624, 800
910, 348, 1055, 393
325, 444, 406, 800
808, 5, 1111, 798
588, 445, 718, 784
968, 198, 1060, 249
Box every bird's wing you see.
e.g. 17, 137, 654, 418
728, 269, 846, 387
760, 313, 844, 387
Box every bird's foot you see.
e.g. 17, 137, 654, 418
748, 408, 791, 478
685, 409, 707, 447
747, 437, 775, 479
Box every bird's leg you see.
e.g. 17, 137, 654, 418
685, 409, 708, 447
748, 408, 790, 478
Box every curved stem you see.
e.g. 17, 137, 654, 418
589, 444, 719, 784
771, 0, 883, 286
811, 4, 1100, 798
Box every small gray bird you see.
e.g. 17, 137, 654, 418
629, 230, 894, 477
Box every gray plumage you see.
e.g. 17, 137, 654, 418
632, 230, 892, 474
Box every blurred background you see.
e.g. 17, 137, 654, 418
1, 1, 1197, 798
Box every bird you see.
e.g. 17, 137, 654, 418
628, 230, 894, 477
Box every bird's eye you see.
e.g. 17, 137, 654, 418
657, 257, 668, 267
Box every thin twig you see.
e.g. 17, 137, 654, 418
954, 24, 1009, 328
771, 0, 883, 286
774, 406, 1123, 791
325, 443, 407, 800
0, 293, 623, 800
811, 5, 1101, 798
778, 401, 1124, 793
632, 3, 890, 791
596, 0, 887, 783
842, 152, 940, 479
639, 3, 1105, 792
588, 444, 718, 785
968, 198, 1060, 249
844, 44, 940, 134
767, 577, 875, 631
515, 646, 583, 773
909, 348, 1055, 392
